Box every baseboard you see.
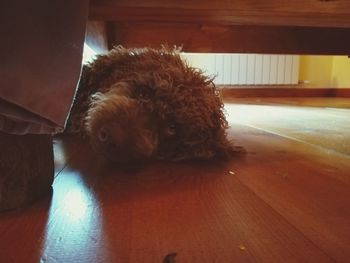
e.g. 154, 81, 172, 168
219, 85, 350, 98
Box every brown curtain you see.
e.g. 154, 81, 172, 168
0, 0, 88, 134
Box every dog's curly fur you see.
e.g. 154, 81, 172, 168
65, 46, 234, 162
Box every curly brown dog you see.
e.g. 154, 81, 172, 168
65, 46, 234, 162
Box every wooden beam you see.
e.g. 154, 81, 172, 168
219, 86, 350, 98
89, 0, 350, 28
110, 23, 350, 55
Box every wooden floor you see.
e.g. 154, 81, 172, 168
1, 98, 350, 263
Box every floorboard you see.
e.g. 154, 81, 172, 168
0, 98, 349, 263
228, 123, 350, 262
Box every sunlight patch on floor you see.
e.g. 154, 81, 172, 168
224, 103, 350, 156
41, 170, 108, 262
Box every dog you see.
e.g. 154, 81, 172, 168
65, 46, 234, 163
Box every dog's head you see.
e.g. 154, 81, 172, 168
82, 46, 234, 162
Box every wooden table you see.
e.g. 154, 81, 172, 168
86, 0, 350, 55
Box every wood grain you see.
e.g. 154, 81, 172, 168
107, 23, 350, 55
224, 97, 350, 110
1, 99, 350, 262
87, 0, 350, 54
227, 123, 350, 262
220, 86, 350, 98
89, 0, 350, 28
88, 0, 350, 54
226, 102, 350, 155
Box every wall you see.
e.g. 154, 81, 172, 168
332, 56, 350, 88
299, 56, 333, 87
299, 55, 350, 88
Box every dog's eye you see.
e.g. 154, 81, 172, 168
98, 128, 109, 142
135, 85, 152, 99
163, 123, 177, 137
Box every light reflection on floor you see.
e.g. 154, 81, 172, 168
224, 103, 350, 156
37, 99, 350, 262
41, 170, 107, 263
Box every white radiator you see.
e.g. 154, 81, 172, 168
182, 54, 300, 85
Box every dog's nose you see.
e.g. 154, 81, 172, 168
135, 129, 158, 158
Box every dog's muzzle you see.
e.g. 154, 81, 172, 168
85, 87, 158, 162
